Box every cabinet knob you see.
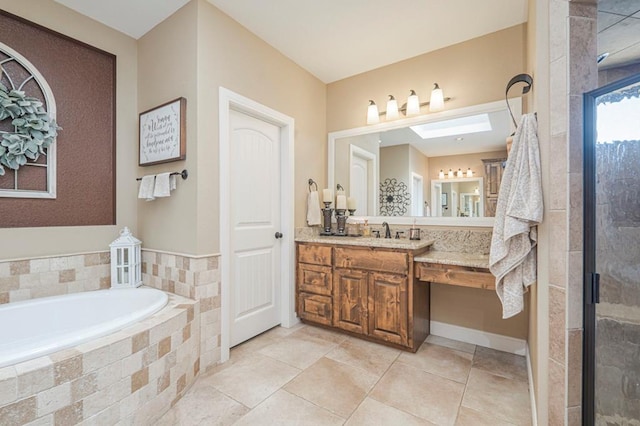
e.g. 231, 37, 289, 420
275, 232, 283, 239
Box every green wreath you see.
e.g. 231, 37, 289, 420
0, 82, 61, 176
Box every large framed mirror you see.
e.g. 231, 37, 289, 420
328, 98, 521, 226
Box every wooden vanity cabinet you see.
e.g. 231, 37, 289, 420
297, 244, 333, 326
296, 242, 429, 351
482, 158, 506, 217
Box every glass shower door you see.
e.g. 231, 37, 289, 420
583, 73, 640, 425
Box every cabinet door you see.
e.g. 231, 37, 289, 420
485, 196, 498, 217
298, 292, 332, 326
297, 263, 332, 296
484, 159, 506, 197
333, 268, 368, 335
368, 272, 408, 346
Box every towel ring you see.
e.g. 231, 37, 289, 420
505, 73, 533, 130
308, 178, 318, 192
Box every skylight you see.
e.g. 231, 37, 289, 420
409, 113, 492, 139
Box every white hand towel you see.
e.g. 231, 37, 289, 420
138, 175, 156, 201
489, 113, 543, 319
307, 190, 322, 226
153, 172, 173, 198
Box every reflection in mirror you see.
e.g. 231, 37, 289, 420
431, 177, 484, 217
328, 98, 521, 225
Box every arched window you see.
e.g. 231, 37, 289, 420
0, 42, 57, 198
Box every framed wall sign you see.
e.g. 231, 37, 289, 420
139, 97, 186, 166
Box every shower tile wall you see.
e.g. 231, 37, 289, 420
0, 252, 111, 304
141, 250, 221, 370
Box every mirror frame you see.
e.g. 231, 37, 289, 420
328, 98, 521, 227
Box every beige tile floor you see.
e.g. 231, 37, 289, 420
158, 324, 531, 426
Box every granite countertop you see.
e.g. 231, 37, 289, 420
414, 250, 490, 269
295, 235, 435, 251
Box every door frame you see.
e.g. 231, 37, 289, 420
582, 71, 640, 426
349, 144, 378, 215
410, 172, 424, 216
219, 87, 295, 362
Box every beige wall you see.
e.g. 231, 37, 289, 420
431, 285, 529, 339
137, 1, 199, 255
194, 0, 326, 254
526, 0, 548, 422
0, 0, 138, 260
134, 0, 327, 255
327, 25, 527, 132
327, 24, 529, 340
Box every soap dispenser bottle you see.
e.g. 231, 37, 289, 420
362, 219, 371, 237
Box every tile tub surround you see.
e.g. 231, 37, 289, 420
0, 292, 200, 426
0, 252, 111, 304
141, 250, 221, 370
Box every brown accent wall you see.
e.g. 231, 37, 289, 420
0, 10, 115, 227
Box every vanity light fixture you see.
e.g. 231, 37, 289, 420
386, 95, 399, 120
429, 83, 445, 112
439, 169, 445, 179
366, 84, 450, 124
456, 168, 464, 178
367, 100, 379, 124
448, 169, 454, 178
466, 168, 473, 177
406, 90, 420, 116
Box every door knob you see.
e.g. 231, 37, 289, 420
275, 232, 283, 239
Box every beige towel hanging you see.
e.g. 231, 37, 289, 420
307, 190, 322, 226
489, 113, 543, 319
153, 172, 176, 198
138, 175, 156, 201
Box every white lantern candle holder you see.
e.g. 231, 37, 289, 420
109, 227, 142, 289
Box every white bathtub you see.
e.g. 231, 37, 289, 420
0, 288, 168, 368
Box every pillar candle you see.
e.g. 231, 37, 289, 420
322, 189, 333, 203
347, 197, 357, 210
336, 195, 347, 210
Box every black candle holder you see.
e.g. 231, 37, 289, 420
335, 209, 347, 236
320, 202, 334, 235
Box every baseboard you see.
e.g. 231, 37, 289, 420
526, 343, 538, 426
429, 321, 527, 355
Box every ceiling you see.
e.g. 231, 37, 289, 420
54, 0, 528, 83
597, 0, 640, 70
53, 0, 640, 82
378, 109, 512, 158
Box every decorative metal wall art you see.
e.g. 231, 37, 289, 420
379, 178, 410, 216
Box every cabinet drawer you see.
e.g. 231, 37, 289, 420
416, 263, 495, 290
298, 263, 332, 296
334, 247, 408, 274
298, 244, 332, 266
298, 292, 332, 326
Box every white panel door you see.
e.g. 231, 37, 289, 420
229, 109, 281, 347
350, 155, 369, 215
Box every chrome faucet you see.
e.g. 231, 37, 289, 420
381, 221, 392, 239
